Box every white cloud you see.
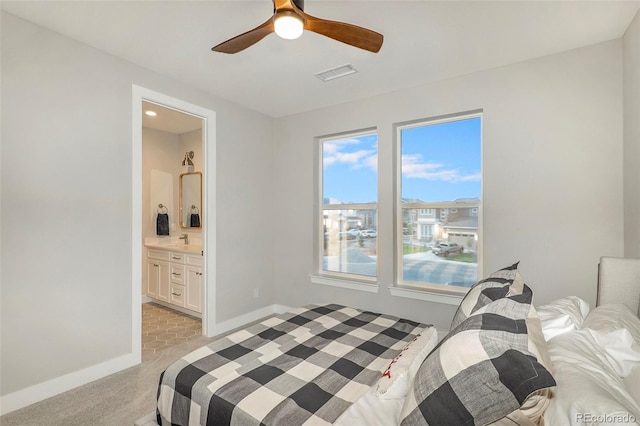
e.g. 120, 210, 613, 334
402, 154, 479, 182
323, 138, 362, 155
362, 154, 378, 172
324, 138, 377, 172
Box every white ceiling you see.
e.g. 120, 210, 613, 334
3, 1, 639, 118
142, 101, 203, 134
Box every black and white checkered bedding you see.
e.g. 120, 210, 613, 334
400, 282, 556, 425
157, 304, 429, 425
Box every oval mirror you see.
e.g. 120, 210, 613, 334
179, 172, 202, 229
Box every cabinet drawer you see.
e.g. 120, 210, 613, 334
169, 252, 185, 264
147, 249, 170, 261
170, 265, 185, 284
170, 284, 185, 307
186, 254, 203, 267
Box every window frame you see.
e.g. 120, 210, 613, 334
312, 128, 379, 287
394, 112, 483, 297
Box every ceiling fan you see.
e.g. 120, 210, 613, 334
211, 0, 383, 54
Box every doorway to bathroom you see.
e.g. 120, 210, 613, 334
132, 86, 216, 363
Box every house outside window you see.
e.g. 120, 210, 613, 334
319, 131, 378, 280
397, 113, 482, 294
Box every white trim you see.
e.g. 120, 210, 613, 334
323, 203, 377, 210
314, 128, 379, 280
132, 86, 217, 339
395, 110, 483, 289
212, 304, 293, 336
0, 353, 139, 415
309, 275, 379, 293
131, 86, 144, 367
389, 286, 463, 306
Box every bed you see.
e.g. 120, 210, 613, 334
156, 304, 436, 425
144, 256, 640, 426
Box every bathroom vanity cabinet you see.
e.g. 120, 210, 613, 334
146, 247, 202, 313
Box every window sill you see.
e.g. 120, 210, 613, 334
309, 275, 379, 293
389, 286, 463, 306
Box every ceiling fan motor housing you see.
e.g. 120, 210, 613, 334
277, 0, 304, 13
214, 0, 383, 54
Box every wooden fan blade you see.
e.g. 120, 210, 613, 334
212, 19, 274, 54
301, 12, 383, 53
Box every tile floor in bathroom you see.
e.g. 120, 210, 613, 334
142, 302, 202, 355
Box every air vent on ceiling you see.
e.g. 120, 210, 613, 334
315, 64, 358, 82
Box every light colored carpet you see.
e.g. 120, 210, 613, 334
0, 336, 213, 426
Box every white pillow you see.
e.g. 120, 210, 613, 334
334, 386, 405, 426
584, 303, 640, 344
375, 327, 438, 400
537, 296, 590, 341
588, 328, 640, 377
544, 330, 640, 425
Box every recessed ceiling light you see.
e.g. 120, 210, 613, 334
145, 110, 157, 117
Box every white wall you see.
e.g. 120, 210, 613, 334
180, 129, 204, 176
0, 11, 275, 402
1, 6, 634, 414
624, 10, 640, 258
179, 128, 204, 236
273, 41, 624, 331
142, 127, 181, 239
141, 127, 204, 240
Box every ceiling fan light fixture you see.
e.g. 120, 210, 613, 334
274, 11, 304, 40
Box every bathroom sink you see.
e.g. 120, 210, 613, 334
167, 243, 201, 251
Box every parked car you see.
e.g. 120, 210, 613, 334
346, 229, 361, 237
337, 231, 357, 240
360, 229, 377, 238
432, 242, 463, 257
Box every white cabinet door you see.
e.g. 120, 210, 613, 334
146, 259, 159, 298
185, 266, 202, 313
156, 261, 170, 302
146, 248, 201, 312
170, 264, 185, 285
170, 284, 186, 307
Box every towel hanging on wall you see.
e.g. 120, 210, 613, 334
190, 205, 200, 227
156, 204, 170, 235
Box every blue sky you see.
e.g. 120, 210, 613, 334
323, 117, 481, 203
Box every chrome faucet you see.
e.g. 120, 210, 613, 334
179, 233, 189, 245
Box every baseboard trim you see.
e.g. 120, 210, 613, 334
1, 304, 295, 415
210, 304, 293, 337
0, 352, 139, 416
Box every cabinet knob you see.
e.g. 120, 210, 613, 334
172, 272, 181, 276
172, 292, 181, 296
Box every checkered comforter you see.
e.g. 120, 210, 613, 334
156, 304, 428, 426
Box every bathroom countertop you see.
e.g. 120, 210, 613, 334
144, 242, 203, 255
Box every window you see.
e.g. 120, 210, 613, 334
397, 114, 482, 293
319, 131, 378, 280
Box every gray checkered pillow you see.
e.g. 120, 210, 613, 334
450, 262, 524, 330
401, 285, 556, 426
